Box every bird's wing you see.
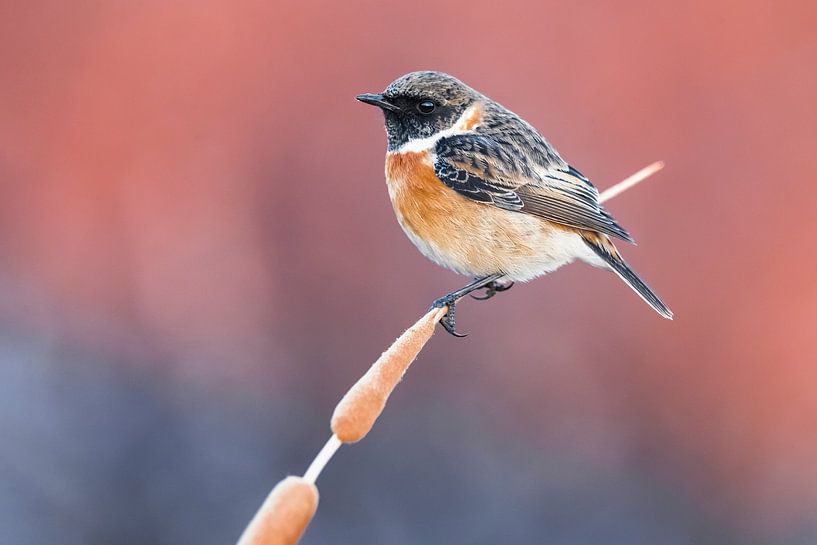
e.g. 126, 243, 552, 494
434, 133, 633, 242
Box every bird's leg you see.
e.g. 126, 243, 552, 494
430, 273, 504, 337
471, 279, 515, 301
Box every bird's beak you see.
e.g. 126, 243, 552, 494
355, 93, 401, 113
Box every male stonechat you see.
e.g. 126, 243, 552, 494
357, 71, 672, 336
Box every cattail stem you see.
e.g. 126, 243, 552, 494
599, 161, 664, 203
303, 434, 342, 485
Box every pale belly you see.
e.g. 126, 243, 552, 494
397, 204, 596, 281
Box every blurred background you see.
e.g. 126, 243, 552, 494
1, 1, 816, 543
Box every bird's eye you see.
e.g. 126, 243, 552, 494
417, 100, 436, 114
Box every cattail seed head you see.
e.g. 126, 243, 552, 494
236, 476, 318, 545
331, 306, 447, 442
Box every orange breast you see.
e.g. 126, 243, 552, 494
385, 150, 460, 252
386, 152, 456, 230
384, 150, 554, 278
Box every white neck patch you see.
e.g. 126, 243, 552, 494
396, 103, 483, 154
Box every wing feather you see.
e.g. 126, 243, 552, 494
433, 134, 633, 242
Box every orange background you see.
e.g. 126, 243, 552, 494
1, 1, 816, 543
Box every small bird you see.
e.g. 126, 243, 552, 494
356, 71, 672, 336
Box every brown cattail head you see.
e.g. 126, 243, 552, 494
331, 306, 447, 443
236, 476, 319, 545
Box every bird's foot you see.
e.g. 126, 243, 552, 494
430, 296, 467, 338
430, 274, 504, 337
470, 279, 515, 301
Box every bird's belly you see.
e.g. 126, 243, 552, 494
385, 150, 588, 281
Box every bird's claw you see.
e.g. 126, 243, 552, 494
470, 286, 495, 300
430, 296, 468, 337
470, 280, 514, 301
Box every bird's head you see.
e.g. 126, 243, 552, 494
356, 71, 482, 151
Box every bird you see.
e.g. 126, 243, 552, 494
356, 71, 672, 336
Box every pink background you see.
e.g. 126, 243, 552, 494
1, 1, 816, 543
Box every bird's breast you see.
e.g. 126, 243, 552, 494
383, 150, 582, 280
385, 150, 463, 266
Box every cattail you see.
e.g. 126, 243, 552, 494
234, 158, 666, 545
236, 476, 319, 545
331, 306, 448, 443
234, 308, 447, 545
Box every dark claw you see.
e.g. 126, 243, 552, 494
440, 314, 468, 337
430, 297, 468, 337
470, 280, 514, 301
470, 285, 495, 300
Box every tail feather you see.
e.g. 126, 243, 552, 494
583, 236, 673, 320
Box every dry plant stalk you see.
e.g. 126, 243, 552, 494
235, 161, 665, 545
331, 306, 448, 442
598, 161, 664, 203
236, 308, 447, 545
236, 476, 318, 545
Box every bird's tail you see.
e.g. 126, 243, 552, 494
582, 235, 673, 320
